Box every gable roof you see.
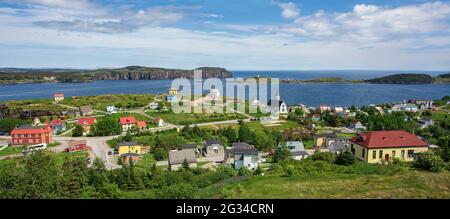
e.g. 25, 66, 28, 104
79, 106, 93, 114
77, 117, 96, 126
281, 141, 305, 152
181, 144, 197, 150
268, 99, 285, 107
50, 119, 65, 126
120, 116, 136, 125
11, 125, 51, 135
350, 130, 428, 149
118, 142, 139, 147
68, 140, 87, 147
205, 139, 221, 146
137, 121, 147, 128
169, 150, 197, 165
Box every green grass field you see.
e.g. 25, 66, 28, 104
200, 170, 450, 199
146, 111, 247, 125
61, 94, 155, 111
246, 120, 298, 132
0, 146, 23, 157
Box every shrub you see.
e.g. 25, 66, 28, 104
335, 151, 356, 166
308, 152, 336, 163
238, 166, 251, 176
413, 152, 445, 172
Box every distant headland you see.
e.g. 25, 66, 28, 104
281, 73, 450, 84
0, 66, 232, 84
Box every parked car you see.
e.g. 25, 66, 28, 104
107, 151, 112, 155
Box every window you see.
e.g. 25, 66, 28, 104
392, 150, 396, 158
372, 150, 376, 159
401, 150, 405, 159
362, 149, 365, 158
408, 150, 414, 158
379, 150, 383, 159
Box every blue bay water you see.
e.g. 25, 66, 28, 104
0, 70, 448, 107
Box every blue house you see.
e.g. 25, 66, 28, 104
166, 95, 178, 103
279, 141, 309, 160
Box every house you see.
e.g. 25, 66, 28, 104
208, 89, 221, 100
313, 133, 337, 147
225, 142, 259, 170
77, 118, 96, 135
416, 100, 434, 110
54, 93, 64, 102
348, 121, 365, 130
306, 114, 321, 122
166, 95, 178, 103
118, 142, 141, 156
67, 140, 87, 152
79, 106, 94, 117
418, 118, 434, 129
332, 107, 344, 114
120, 153, 141, 165
319, 105, 330, 113
203, 139, 225, 162
328, 141, 350, 154
10, 125, 52, 146
280, 141, 309, 160
137, 121, 147, 131
154, 117, 164, 127
148, 101, 159, 110
168, 88, 178, 95
267, 91, 287, 114
168, 149, 197, 171
50, 119, 66, 134
106, 105, 117, 114
402, 104, 418, 112
349, 130, 429, 163
120, 116, 137, 132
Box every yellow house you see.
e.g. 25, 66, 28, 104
118, 142, 142, 156
350, 130, 429, 163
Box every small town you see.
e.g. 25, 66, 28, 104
1, 87, 449, 199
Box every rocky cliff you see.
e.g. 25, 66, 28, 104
0, 66, 233, 84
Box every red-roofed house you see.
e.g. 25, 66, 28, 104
54, 93, 64, 102
50, 119, 66, 134
77, 118, 97, 135
153, 117, 164, 127
11, 125, 52, 146
350, 130, 429, 163
120, 116, 137, 132
137, 121, 147, 131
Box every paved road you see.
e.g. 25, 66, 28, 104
53, 136, 121, 169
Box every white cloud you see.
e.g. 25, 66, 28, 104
275, 1, 300, 19
0, 0, 93, 9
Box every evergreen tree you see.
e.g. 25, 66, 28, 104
182, 158, 190, 171
335, 151, 356, 166
72, 125, 84, 137
273, 142, 291, 162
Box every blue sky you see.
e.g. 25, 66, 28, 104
0, 0, 450, 70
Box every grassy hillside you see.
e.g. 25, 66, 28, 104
366, 74, 434, 84
200, 170, 450, 199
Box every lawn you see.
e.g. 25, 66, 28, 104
146, 111, 247, 125
0, 146, 23, 156
246, 120, 298, 132
104, 112, 151, 122
0, 151, 88, 167
200, 170, 450, 199
60, 94, 155, 111
432, 110, 449, 122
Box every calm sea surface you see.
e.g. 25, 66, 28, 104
0, 70, 448, 107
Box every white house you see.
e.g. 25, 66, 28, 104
267, 91, 287, 114
279, 141, 309, 160
106, 105, 117, 114
154, 117, 164, 127
148, 101, 159, 110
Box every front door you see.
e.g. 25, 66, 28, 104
385, 154, 390, 161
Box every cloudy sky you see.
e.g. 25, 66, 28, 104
0, 0, 450, 70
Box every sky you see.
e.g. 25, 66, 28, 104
0, 0, 450, 70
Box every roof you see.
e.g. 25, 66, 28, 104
11, 125, 51, 135
120, 116, 136, 125
350, 130, 429, 149
181, 144, 197, 150
403, 104, 418, 108
232, 142, 253, 149
137, 121, 147, 128
328, 141, 348, 152
205, 139, 221, 146
154, 117, 162, 122
227, 147, 258, 155
54, 93, 64, 96
68, 140, 87, 147
280, 141, 306, 152
118, 142, 139, 147
77, 117, 96, 126
50, 119, 65, 126
169, 150, 197, 165
268, 99, 285, 107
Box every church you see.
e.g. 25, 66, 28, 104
267, 91, 287, 114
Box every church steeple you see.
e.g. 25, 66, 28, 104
276, 90, 280, 101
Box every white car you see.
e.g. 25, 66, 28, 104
22, 143, 47, 155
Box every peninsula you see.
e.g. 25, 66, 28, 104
0, 66, 232, 84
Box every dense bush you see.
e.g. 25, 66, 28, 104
335, 151, 356, 166
308, 152, 336, 163
413, 152, 445, 172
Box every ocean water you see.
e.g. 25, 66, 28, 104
0, 70, 448, 107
